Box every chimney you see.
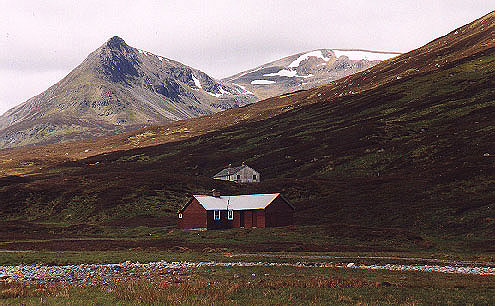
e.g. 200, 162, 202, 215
211, 189, 220, 197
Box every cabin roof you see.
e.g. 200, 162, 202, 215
192, 193, 281, 210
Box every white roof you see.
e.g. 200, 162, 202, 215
193, 193, 280, 210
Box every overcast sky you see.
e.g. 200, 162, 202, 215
0, 1, 493, 115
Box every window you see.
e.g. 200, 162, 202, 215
253, 175, 257, 180
228, 210, 234, 220
214, 210, 221, 220
178, 213, 183, 219
237, 174, 241, 180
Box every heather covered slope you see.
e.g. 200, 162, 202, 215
0, 12, 493, 252
0, 36, 255, 149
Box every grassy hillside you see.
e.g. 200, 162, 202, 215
0, 12, 493, 253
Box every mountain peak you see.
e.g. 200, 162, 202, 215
0, 34, 256, 148
106, 36, 128, 50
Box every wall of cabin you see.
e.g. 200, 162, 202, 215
256, 210, 266, 228
206, 209, 266, 229
265, 197, 294, 227
207, 210, 235, 230
234, 167, 260, 183
178, 199, 207, 229
233, 211, 241, 228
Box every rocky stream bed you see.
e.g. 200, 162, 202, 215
0, 258, 494, 285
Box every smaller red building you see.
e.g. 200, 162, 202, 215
177, 193, 294, 230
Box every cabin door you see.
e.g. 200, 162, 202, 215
240, 211, 245, 228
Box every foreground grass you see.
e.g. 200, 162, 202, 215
3, 286, 494, 305
1, 265, 494, 305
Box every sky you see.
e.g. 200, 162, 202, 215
0, 1, 493, 115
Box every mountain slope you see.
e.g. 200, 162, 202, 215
0, 36, 255, 148
223, 49, 400, 100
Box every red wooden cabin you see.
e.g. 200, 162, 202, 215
177, 193, 294, 230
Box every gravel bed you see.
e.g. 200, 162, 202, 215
340, 262, 495, 275
222, 253, 495, 267
0, 260, 494, 285
0, 261, 194, 286
200, 261, 495, 275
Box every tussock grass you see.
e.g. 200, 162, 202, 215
1, 268, 494, 305
0, 282, 69, 299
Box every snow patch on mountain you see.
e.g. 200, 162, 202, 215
251, 80, 276, 85
264, 69, 298, 77
206, 86, 231, 97
233, 83, 254, 95
263, 69, 314, 79
288, 50, 330, 68
206, 91, 221, 97
192, 75, 202, 89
